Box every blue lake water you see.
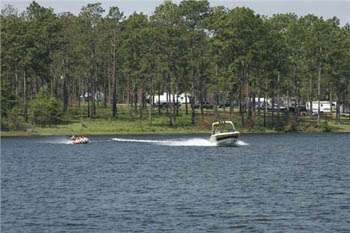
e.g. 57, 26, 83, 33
1, 133, 350, 232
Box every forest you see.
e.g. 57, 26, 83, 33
1, 0, 350, 134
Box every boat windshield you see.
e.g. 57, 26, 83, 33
212, 122, 235, 134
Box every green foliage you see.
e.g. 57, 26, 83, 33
29, 87, 63, 126
1, 1, 350, 132
320, 121, 332, 132
7, 107, 27, 130
0, 79, 16, 117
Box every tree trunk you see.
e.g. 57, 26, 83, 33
92, 80, 96, 118
317, 63, 321, 126
264, 86, 267, 127
252, 90, 256, 127
185, 93, 188, 115
200, 97, 204, 119
77, 81, 81, 108
190, 95, 195, 125
336, 96, 341, 124
63, 76, 68, 112
230, 80, 235, 120
293, 65, 299, 119
111, 36, 117, 118
214, 92, 218, 119
126, 76, 130, 106
239, 85, 244, 128
103, 82, 107, 108
15, 65, 18, 97
257, 89, 261, 114
111, 80, 117, 112
23, 69, 27, 121
166, 75, 170, 115
87, 83, 90, 118
149, 77, 154, 125
133, 85, 138, 113
175, 85, 179, 116
158, 92, 161, 115
271, 76, 276, 127
309, 79, 313, 115
191, 78, 196, 125
172, 91, 176, 125
140, 81, 145, 119
277, 71, 280, 123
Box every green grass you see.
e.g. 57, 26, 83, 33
328, 120, 350, 132
31, 118, 208, 136
2, 105, 350, 137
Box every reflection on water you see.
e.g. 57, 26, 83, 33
1, 133, 350, 232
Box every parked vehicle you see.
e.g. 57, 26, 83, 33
268, 104, 288, 112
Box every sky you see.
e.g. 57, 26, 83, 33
1, 0, 350, 25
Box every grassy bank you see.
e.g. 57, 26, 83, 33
1, 121, 206, 136
1, 105, 350, 137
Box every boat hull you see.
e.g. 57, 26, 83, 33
210, 132, 240, 146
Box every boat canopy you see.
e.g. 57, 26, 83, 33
211, 121, 236, 134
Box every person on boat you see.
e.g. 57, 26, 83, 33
72, 135, 81, 143
70, 135, 89, 144
80, 136, 86, 143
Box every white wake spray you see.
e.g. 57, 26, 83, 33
235, 140, 249, 146
44, 137, 73, 144
112, 137, 249, 147
112, 137, 215, 146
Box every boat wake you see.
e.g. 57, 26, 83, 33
112, 137, 249, 147
42, 137, 248, 147
235, 140, 249, 146
44, 138, 73, 144
112, 138, 214, 147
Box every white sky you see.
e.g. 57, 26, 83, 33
1, 0, 350, 25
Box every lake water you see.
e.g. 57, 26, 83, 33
1, 133, 350, 232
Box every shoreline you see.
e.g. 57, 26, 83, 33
2, 128, 350, 137
2, 113, 350, 137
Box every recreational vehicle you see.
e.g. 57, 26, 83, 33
306, 101, 336, 113
151, 93, 191, 106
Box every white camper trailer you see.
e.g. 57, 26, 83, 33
152, 93, 191, 106
306, 101, 336, 113
177, 93, 191, 104
255, 97, 271, 108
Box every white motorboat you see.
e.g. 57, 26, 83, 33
209, 121, 240, 146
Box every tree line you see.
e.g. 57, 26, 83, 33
1, 0, 350, 129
